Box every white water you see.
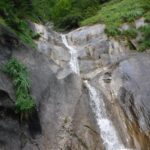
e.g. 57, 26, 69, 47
84, 80, 126, 150
61, 34, 80, 74
61, 34, 131, 150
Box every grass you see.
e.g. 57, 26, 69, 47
138, 25, 150, 51
81, 0, 150, 51
81, 0, 149, 36
0, 0, 41, 46
5, 18, 38, 47
144, 11, 150, 23
121, 28, 138, 39
2, 58, 35, 119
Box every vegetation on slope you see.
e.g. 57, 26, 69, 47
0, 0, 56, 45
81, 0, 150, 51
0, 0, 109, 39
0, 0, 149, 49
2, 58, 35, 119
81, 0, 149, 34
138, 25, 150, 51
51, 0, 109, 30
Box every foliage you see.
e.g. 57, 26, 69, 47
144, 11, 150, 23
0, 0, 149, 51
138, 25, 150, 51
81, 0, 149, 36
10, 20, 37, 46
51, 0, 107, 30
2, 58, 35, 118
0, 0, 55, 45
105, 26, 121, 36
121, 28, 138, 39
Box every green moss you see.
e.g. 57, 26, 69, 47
2, 58, 35, 119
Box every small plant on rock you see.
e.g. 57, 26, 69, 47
2, 58, 35, 120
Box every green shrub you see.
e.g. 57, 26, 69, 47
6, 18, 37, 46
144, 11, 150, 23
121, 28, 138, 39
138, 25, 150, 51
105, 26, 121, 36
0, 0, 51, 45
51, 0, 103, 30
81, 0, 147, 37
55, 8, 83, 30
2, 58, 35, 119
121, 9, 144, 22
138, 40, 150, 51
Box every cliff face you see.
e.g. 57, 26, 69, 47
0, 22, 150, 150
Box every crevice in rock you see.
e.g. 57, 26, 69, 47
0, 90, 15, 107
28, 109, 42, 138
83, 124, 99, 135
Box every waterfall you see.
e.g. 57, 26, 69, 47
61, 33, 132, 150
61, 34, 80, 74
84, 80, 126, 150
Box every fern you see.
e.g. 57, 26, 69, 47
2, 58, 35, 119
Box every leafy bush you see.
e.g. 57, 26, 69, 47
81, 0, 148, 36
11, 20, 37, 46
105, 26, 121, 36
2, 58, 35, 119
121, 28, 138, 39
138, 25, 150, 51
51, 0, 103, 30
54, 8, 83, 30
144, 11, 150, 23
0, 0, 53, 45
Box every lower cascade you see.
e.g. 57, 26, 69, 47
84, 80, 126, 150
62, 31, 133, 150
61, 34, 80, 74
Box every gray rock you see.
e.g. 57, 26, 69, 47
135, 18, 146, 29
112, 54, 150, 131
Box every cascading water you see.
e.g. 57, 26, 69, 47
61, 33, 132, 150
61, 34, 80, 74
84, 80, 126, 150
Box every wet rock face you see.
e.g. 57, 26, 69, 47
0, 24, 102, 150
28, 24, 150, 149
67, 24, 150, 149
71, 88, 103, 150
112, 54, 150, 131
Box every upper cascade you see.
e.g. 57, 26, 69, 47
61, 34, 80, 75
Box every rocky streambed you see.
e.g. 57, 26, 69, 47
0, 23, 150, 150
